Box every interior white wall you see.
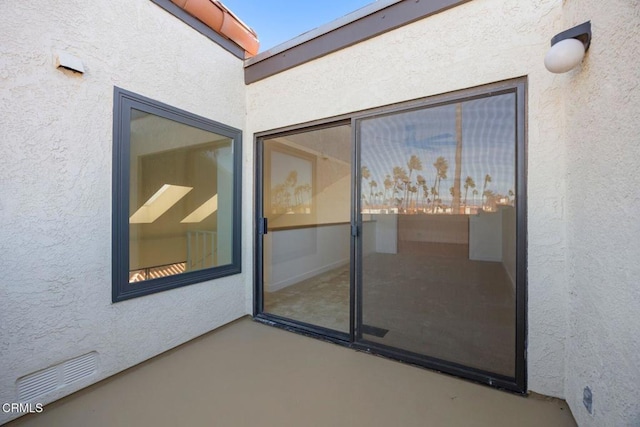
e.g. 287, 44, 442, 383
373, 215, 398, 254
0, 0, 246, 423
263, 221, 377, 293
362, 221, 377, 255
246, 0, 569, 397
264, 225, 350, 292
561, 1, 640, 425
469, 211, 503, 262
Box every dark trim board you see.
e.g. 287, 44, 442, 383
515, 81, 528, 390
150, 0, 245, 59
254, 313, 350, 344
268, 220, 377, 232
352, 339, 524, 393
244, 0, 471, 84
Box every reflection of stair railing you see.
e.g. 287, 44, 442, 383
129, 262, 186, 283
187, 230, 217, 271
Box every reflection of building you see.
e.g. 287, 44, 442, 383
1, 1, 639, 426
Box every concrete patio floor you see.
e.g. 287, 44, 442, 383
7, 317, 576, 427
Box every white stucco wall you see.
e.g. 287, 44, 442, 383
247, 0, 569, 397
562, 1, 640, 426
3, 0, 637, 424
0, 0, 247, 423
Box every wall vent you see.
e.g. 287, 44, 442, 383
16, 367, 58, 401
17, 352, 97, 401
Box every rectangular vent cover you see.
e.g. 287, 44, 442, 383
17, 352, 97, 401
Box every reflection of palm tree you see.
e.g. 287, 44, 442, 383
284, 171, 298, 211
472, 188, 478, 207
482, 174, 492, 208
401, 175, 410, 209
285, 171, 298, 191
421, 184, 429, 211
392, 166, 408, 206
433, 157, 448, 209
370, 180, 378, 206
273, 170, 300, 212
463, 176, 476, 206
383, 175, 393, 204
406, 155, 423, 208
408, 185, 418, 210
508, 189, 515, 205
449, 186, 455, 211
272, 183, 286, 211
430, 186, 438, 212
361, 166, 371, 205
294, 183, 312, 209
294, 186, 302, 206
452, 103, 463, 212
416, 174, 426, 210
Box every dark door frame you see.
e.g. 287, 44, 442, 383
253, 78, 527, 393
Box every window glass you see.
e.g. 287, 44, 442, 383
359, 93, 517, 376
128, 110, 234, 282
261, 124, 352, 332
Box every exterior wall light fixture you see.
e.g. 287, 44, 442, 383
544, 21, 591, 73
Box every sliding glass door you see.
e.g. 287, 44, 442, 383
258, 123, 352, 334
255, 79, 526, 392
356, 91, 521, 382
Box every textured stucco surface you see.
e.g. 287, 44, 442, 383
2, 0, 639, 424
562, 1, 640, 426
0, 0, 247, 424
247, 0, 570, 397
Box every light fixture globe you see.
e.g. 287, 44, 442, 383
544, 21, 591, 74
544, 38, 586, 73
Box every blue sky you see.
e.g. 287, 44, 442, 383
222, 0, 375, 52
360, 94, 516, 203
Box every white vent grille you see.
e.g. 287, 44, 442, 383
16, 367, 58, 401
17, 352, 97, 401
63, 352, 97, 384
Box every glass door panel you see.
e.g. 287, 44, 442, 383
261, 124, 352, 333
358, 94, 517, 377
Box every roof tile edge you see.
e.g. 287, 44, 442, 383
171, 0, 260, 57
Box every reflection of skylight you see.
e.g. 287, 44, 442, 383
129, 184, 193, 223
181, 194, 218, 223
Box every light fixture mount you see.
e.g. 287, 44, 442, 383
545, 21, 592, 74
550, 21, 591, 51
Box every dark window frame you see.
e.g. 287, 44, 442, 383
112, 87, 242, 303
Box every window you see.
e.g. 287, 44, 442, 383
112, 87, 241, 302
